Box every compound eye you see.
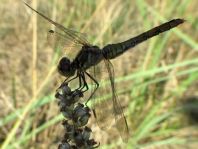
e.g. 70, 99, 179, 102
58, 57, 71, 76
59, 57, 70, 66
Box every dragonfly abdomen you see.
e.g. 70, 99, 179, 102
102, 19, 184, 59
102, 43, 127, 59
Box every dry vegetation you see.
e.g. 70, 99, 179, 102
0, 0, 198, 149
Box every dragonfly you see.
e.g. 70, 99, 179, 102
24, 2, 184, 141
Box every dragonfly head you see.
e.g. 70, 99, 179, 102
58, 57, 75, 77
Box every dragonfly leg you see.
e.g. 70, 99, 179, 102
80, 71, 89, 92
75, 71, 86, 90
76, 73, 82, 90
61, 71, 84, 91
84, 71, 99, 105
77, 72, 85, 91
56, 76, 71, 91
66, 72, 79, 83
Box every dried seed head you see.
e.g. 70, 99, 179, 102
56, 82, 98, 148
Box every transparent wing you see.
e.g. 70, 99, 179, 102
103, 59, 129, 142
88, 62, 115, 130
25, 2, 91, 47
47, 29, 84, 57
88, 58, 129, 142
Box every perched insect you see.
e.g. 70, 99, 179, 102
25, 2, 184, 141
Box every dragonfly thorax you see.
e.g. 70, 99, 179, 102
58, 57, 76, 77
73, 45, 103, 70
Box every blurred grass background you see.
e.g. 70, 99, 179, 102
0, 0, 198, 148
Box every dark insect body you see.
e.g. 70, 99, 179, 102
25, 2, 184, 141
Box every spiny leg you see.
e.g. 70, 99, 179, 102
80, 71, 89, 92
77, 74, 82, 90
62, 71, 89, 92
84, 71, 99, 105
58, 71, 83, 91
75, 71, 88, 91
76, 71, 84, 90
56, 77, 71, 91
66, 72, 79, 83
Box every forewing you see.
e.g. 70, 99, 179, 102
25, 2, 91, 47
47, 30, 84, 59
